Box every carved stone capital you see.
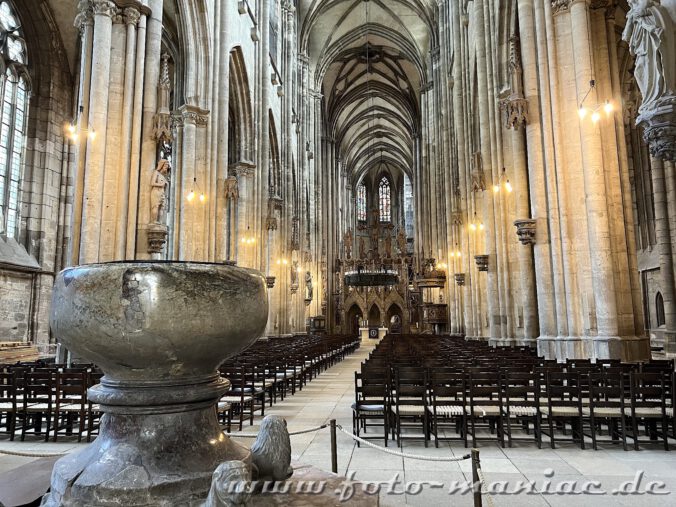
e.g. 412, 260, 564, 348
123, 6, 141, 26
551, 0, 572, 15
147, 223, 168, 255
454, 273, 466, 287
500, 96, 529, 129
92, 0, 117, 18
75, 0, 94, 31
474, 255, 489, 272
639, 102, 676, 162
230, 161, 256, 178
179, 105, 210, 128
514, 219, 537, 246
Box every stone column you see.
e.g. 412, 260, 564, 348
135, 0, 164, 260
69, 1, 94, 266
79, 0, 115, 263
116, 7, 140, 260
517, 0, 558, 350
652, 157, 676, 351
215, 0, 231, 261
257, 0, 271, 271
502, 34, 538, 345
474, 0, 500, 340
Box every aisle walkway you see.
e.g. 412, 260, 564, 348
2, 342, 676, 506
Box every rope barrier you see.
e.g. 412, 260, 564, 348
224, 423, 328, 438
472, 454, 496, 507
335, 425, 471, 461
0, 448, 69, 458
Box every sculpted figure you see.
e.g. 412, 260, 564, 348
305, 271, 313, 300
344, 229, 353, 259
359, 237, 366, 259
204, 461, 252, 507
290, 261, 299, 286
397, 229, 407, 255
384, 233, 392, 259
622, 0, 676, 112
224, 176, 239, 201
250, 416, 293, 482
150, 159, 170, 224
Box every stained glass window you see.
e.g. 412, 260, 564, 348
0, 1, 28, 238
379, 177, 391, 222
356, 182, 366, 222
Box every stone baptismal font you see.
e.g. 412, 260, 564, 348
43, 261, 267, 505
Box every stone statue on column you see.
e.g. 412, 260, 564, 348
359, 237, 366, 259
623, 0, 675, 112
150, 160, 170, 224
305, 271, 313, 301
344, 229, 353, 259
148, 159, 170, 255
397, 228, 407, 256
623, 0, 676, 160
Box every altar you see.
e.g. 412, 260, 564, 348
360, 326, 387, 343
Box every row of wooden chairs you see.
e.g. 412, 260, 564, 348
218, 334, 360, 432
0, 365, 103, 442
0, 334, 360, 440
352, 334, 675, 450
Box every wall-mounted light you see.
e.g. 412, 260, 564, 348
186, 177, 206, 203
578, 80, 613, 124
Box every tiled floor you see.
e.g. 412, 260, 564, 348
3, 343, 676, 506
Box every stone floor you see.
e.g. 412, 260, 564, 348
2, 343, 676, 506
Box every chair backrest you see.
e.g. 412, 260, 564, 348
23, 371, 54, 406
430, 371, 465, 405
629, 372, 667, 411
502, 371, 538, 407
588, 372, 625, 410
0, 371, 16, 404
468, 371, 501, 407
544, 371, 583, 408
55, 371, 87, 406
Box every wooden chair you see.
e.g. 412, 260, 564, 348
467, 370, 504, 447
0, 371, 18, 440
53, 371, 87, 442
427, 370, 467, 447
20, 371, 54, 441
540, 371, 586, 449
390, 367, 429, 447
219, 367, 255, 432
625, 372, 669, 451
501, 371, 541, 448
352, 371, 389, 446
586, 372, 628, 450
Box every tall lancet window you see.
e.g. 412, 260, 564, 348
379, 177, 391, 222
356, 182, 366, 222
0, 0, 29, 239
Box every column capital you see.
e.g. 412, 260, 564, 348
75, 0, 94, 32
92, 0, 117, 18
178, 104, 210, 128
123, 6, 141, 26
551, 0, 573, 15
500, 96, 529, 129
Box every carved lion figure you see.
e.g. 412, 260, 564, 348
204, 460, 252, 507
250, 415, 293, 482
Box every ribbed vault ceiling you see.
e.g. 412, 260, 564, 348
300, 0, 437, 186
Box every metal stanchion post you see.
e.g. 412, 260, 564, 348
471, 448, 482, 507
330, 419, 338, 473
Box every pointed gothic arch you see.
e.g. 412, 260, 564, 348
228, 47, 254, 167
